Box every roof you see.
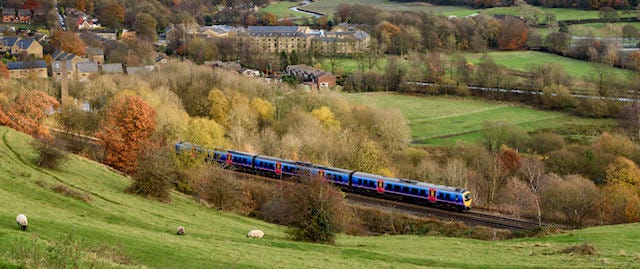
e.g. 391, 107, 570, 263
17, 9, 31, 16
286, 64, 332, 77
2, 9, 15, 16
86, 47, 104, 56
7, 60, 46, 70
1, 36, 19, 47
51, 50, 78, 61
126, 66, 155, 75
13, 38, 36, 49
76, 62, 99, 73
100, 63, 123, 73
51, 60, 74, 72
247, 26, 302, 33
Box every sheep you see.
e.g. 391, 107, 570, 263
246, 229, 264, 239
177, 226, 185, 235
16, 214, 28, 231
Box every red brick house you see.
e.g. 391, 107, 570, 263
2, 9, 15, 23
17, 9, 31, 23
285, 64, 337, 89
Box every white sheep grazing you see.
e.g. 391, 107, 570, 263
177, 226, 185, 235
16, 214, 28, 231
246, 229, 264, 239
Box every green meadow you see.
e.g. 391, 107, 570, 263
342, 92, 614, 145
302, 0, 471, 15
463, 51, 635, 81
262, 1, 314, 19
0, 126, 634, 268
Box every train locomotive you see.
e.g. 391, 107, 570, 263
175, 142, 472, 212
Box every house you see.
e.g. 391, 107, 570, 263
0, 36, 19, 52
17, 9, 31, 24
205, 60, 242, 72
240, 68, 260, 77
77, 17, 101, 30
126, 65, 155, 75
11, 38, 43, 58
100, 63, 123, 74
285, 64, 336, 89
86, 47, 105, 64
32, 6, 48, 17
197, 25, 240, 38
2, 9, 15, 23
51, 50, 85, 70
50, 60, 74, 79
76, 62, 99, 81
100, 63, 124, 74
6, 60, 47, 79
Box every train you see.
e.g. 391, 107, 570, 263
175, 142, 473, 212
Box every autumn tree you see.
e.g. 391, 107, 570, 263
22, 0, 40, 11
0, 62, 8, 79
182, 117, 228, 149
99, 2, 126, 29
261, 12, 277, 26
76, 0, 86, 12
50, 29, 86, 56
599, 182, 640, 224
518, 156, 545, 225
0, 91, 59, 139
134, 13, 158, 42
97, 94, 156, 174
497, 17, 528, 50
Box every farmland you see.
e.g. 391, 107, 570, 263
262, 1, 314, 19
0, 126, 638, 268
301, 0, 470, 15
342, 92, 614, 145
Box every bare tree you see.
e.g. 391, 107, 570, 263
519, 156, 545, 225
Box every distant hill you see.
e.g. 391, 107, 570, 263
0, 125, 639, 268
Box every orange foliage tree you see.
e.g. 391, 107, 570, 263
0, 91, 59, 139
0, 62, 8, 79
97, 95, 156, 174
50, 29, 86, 56
99, 2, 126, 29
22, 0, 41, 10
497, 17, 528, 50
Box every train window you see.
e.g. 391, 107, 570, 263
385, 184, 392, 190
464, 194, 471, 202
338, 176, 343, 182
333, 175, 337, 181
394, 185, 400, 191
411, 188, 418, 195
369, 181, 375, 187
420, 190, 426, 196
445, 193, 451, 200
438, 193, 443, 199
402, 187, 409, 193
358, 179, 362, 185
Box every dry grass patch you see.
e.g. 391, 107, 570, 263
52, 184, 92, 202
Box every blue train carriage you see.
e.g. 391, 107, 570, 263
253, 155, 290, 177
350, 172, 393, 194
204, 148, 228, 164
416, 181, 472, 212
227, 150, 256, 172
316, 165, 355, 187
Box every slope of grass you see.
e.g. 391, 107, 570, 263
342, 92, 614, 145
303, 0, 470, 15
1, 126, 637, 268
262, 1, 313, 19
464, 51, 634, 81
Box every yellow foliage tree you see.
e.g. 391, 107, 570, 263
311, 106, 340, 130
250, 98, 275, 122
208, 88, 229, 126
183, 117, 228, 149
605, 156, 640, 186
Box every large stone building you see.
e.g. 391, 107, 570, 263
236, 26, 370, 55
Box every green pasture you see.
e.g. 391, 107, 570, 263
569, 22, 640, 39
443, 6, 639, 22
303, 0, 471, 16
262, 1, 314, 19
319, 57, 387, 74
342, 92, 614, 145
463, 51, 635, 81
0, 126, 637, 267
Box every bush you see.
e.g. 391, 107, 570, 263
127, 146, 179, 202
52, 184, 92, 202
284, 176, 349, 244
32, 139, 67, 169
190, 164, 256, 215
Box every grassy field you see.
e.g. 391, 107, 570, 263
319, 57, 387, 74
463, 51, 635, 81
303, 0, 471, 15
2, 126, 638, 268
262, 1, 314, 19
342, 92, 614, 145
443, 6, 640, 21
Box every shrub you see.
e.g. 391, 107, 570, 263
32, 139, 67, 169
557, 242, 597, 255
190, 164, 256, 214
284, 176, 349, 244
127, 146, 179, 202
52, 184, 92, 202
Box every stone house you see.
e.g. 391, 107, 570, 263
12, 38, 43, 58
6, 60, 47, 79
100, 63, 124, 74
285, 64, 336, 89
86, 47, 105, 64
76, 62, 99, 81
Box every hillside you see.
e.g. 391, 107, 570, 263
0, 126, 639, 268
